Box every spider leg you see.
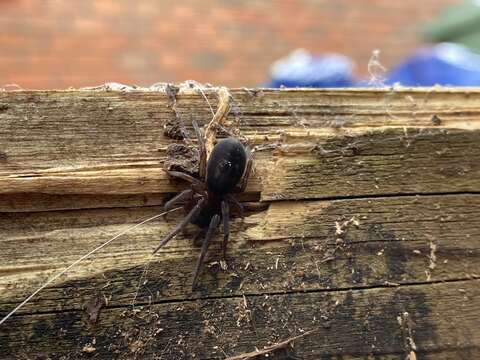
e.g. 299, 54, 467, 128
221, 200, 230, 258
164, 189, 193, 211
192, 214, 220, 289
167, 170, 205, 189
226, 194, 244, 219
237, 147, 253, 193
192, 228, 206, 247
192, 120, 207, 180
152, 197, 206, 254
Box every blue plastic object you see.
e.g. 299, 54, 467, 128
266, 44, 480, 88
385, 43, 480, 86
266, 49, 354, 88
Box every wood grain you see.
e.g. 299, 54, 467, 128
0, 88, 479, 204
1, 281, 478, 359
0, 87, 479, 358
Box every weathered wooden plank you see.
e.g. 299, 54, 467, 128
1, 88, 480, 358
261, 129, 480, 201
1, 194, 478, 316
1, 280, 478, 359
0, 89, 479, 206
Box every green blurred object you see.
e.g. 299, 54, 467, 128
423, 0, 480, 53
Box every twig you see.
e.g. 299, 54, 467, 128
225, 329, 315, 360
205, 87, 231, 159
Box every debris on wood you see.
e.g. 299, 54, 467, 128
84, 293, 106, 326
226, 330, 314, 360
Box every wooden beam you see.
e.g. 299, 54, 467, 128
0, 87, 479, 358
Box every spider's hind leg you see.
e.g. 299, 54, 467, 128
221, 200, 230, 258
226, 194, 244, 219
192, 214, 221, 290
192, 229, 206, 247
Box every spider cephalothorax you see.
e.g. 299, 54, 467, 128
153, 121, 252, 289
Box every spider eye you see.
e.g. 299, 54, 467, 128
220, 160, 232, 170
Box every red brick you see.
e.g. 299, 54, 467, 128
93, 0, 126, 17
0, 0, 459, 88
73, 18, 107, 34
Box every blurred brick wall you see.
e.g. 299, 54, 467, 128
0, 0, 457, 89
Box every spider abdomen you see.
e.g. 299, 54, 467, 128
206, 138, 247, 195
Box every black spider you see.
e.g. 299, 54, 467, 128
153, 121, 252, 289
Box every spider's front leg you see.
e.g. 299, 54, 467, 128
164, 188, 193, 211
192, 214, 221, 290
237, 147, 253, 193
225, 148, 252, 218
193, 120, 207, 180
167, 170, 204, 189
152, 197, 206, 254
